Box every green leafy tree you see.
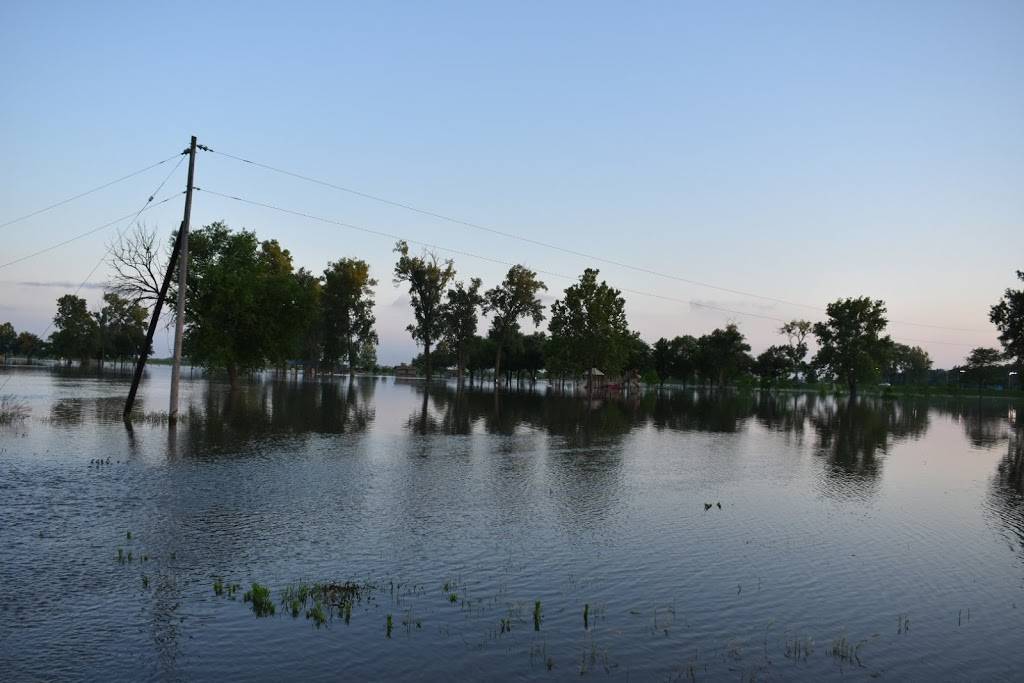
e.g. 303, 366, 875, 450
547, 268, 631, 389
670, 335, 700, 385
887, 343, 932, 385
0, 322, 14, 364
322, 258, 378, 375
442, 278, 485, 388
465, 335, 496, 385
484, 265, 546, 385
990, 270, 1024, 367
754, 345, 793, 386
623, 332, 652, 376
812, 297, 892, 396
15, 331, 44, 362
696, 324, 752, 387
520, 332, 547, 384
393, 241, 455, 383
91, 292, 149, 366
175, 222, 309, 386
966, 347, 1003, 392
49, 294, 98, 365
292, 268, 323, 373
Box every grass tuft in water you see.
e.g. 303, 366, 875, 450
386, 613, 393, 638
533, 600, 543, 631
213, 578, 224, 596
307, 602, 327, 628
584, 603, 589, 629
244, 583, 276, 617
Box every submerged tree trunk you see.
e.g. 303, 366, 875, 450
494, 345, 503, 389
228, 364, 239, 388
424, 339, 433, 384
456, 345, 466, 391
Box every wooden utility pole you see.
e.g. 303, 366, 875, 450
168, 135, 197, 423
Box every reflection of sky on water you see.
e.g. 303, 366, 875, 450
2, 365, 1023, 680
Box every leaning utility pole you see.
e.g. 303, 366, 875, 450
168, 136, 197, 423
122, 223, 183, 419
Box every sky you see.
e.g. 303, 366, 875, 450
1, 1, 1022, 367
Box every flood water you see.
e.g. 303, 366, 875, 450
1, 365, 1022, 681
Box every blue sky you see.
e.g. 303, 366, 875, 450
1, 1, 1021, 366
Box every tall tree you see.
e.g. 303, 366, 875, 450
696, 324, 752, 387
652, 337, 673, 387
484, 265, 546, 385
812, 297, 892, 396
292, 268, 323, 374
175, 223, 308, 386
779, 319, 812, 380
322, 258, 378, 375
990, 270, 1024, 367
393, 241, 455, 383
49, 294, 98, 365
442, 277, 485, 389
547, 268, 631, 391
0, 322, 14, 364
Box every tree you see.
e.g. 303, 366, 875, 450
484, 265, 547, 386
670, 335, 699, 385
49, 294, 98, 365
652, 338, 673, 387
15, 331, 44, 362
292, 268, 323, 374
696, 324, 752, 386
442, 278, 485, 389
812, 297, 892, 396
465, 335, 496, 386
966, 347, 1003, 392
887, 343, 932, 385
322, 258, 378, 375
623, 332, 652, 376
547, 268, 631, 390
520, 332, 547, 384
107, 223, 166, 305
393, 241, 455, 383
0, 322, 14, 364
779, 319, 812, 380
990, 270, 1024, 366
94, 292, 149, 366
175, 223, 309, 386
754, 345, 793, 386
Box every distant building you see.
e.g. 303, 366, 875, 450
394, 363, 418, 377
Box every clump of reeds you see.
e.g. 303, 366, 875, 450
0, 395, 29, 423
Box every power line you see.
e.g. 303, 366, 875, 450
0, 194, 181, 271
196, 186, 980, 349
73, 154, 188, 295
0, 152, 184, 231
205, 146, 989, 334
0, 157, 186, 394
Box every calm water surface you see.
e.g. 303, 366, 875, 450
1, 366, 1022, 681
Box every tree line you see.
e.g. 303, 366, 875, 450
6, 223, 1022, 396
